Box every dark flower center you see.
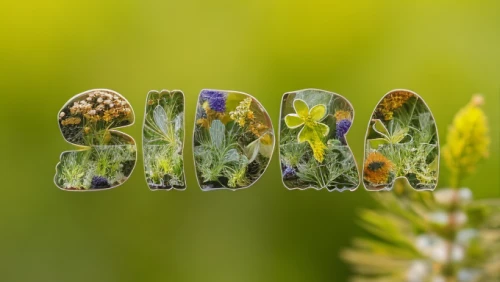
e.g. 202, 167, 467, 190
368, 161, 385, 171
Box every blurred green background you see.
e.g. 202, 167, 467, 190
1, 1, 499, 281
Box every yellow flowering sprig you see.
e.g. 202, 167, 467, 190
229, 97, 269, 138
230, 97, 253, 127
443, 95, 490, 187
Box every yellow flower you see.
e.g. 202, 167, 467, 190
102, 111, 113, 122
285, 99, 329, 162
230, 97, 254, 127
363, 152, 394, 184
376, 91, 413, 120
238, 117, 245, 127
311, 139, 328, 163
197, 106, 230, 129
249, 122, 268, 137
61, 117, 82, 126
443, 95, 489, 186
202, 101, 210, 112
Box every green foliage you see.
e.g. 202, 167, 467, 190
55, 145, 135, 190
143, 91, 185, 189
194, 120, 249, 188
144, 93, 183, 145
93, 145, 135, 182
295, 141, 359, 190
144, 145, 184, 188
56, 151, 90, 189
280, 127, 308, 167
365, 94, 439, 190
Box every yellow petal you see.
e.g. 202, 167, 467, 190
284, 114, 304, 129
293, 99, 309, 118
297, 126, 313, 143
316, 122, 330, 137
309, 104, 327, 121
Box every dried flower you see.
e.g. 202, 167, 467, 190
363, 152, 394, 184
61, 117, 82, 126
102, 111, 113, 122
376, 91, 414, 121
334, 110, 351, 121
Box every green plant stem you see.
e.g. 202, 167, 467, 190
443, 174, 462, 281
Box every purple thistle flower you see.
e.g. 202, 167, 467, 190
91, 176, 110, 189
200, 90, 227, 113
336, 119, 352, 144
283, 165, 296, 179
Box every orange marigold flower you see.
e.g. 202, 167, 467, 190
363, 152, 394, 184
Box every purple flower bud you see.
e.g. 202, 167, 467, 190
336, 119, 352, 144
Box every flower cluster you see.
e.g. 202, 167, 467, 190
60, 91, 132, 126
230, 97, 253, 127
229, 97, 268, 137
363, 152, 394, 184
376, 91, 413, 120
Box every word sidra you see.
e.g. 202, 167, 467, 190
55, 88, 439, 192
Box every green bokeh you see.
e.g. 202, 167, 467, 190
1, 1, 499, 281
